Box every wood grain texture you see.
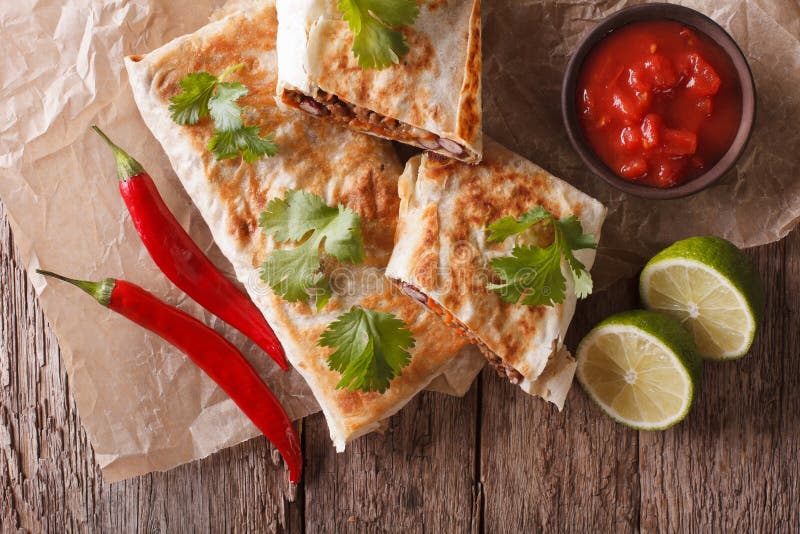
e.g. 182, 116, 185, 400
1, 195, 798, 532
480, 277, 642, 533
303, 385, 480, 533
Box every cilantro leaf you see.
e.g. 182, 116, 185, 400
170, 65, 278, 162
319, 205, 365, 264
169, 72, 218, 125
558, 215, 597, 298
351, 14, 408, 69
258, 196, 292, 242
208, 82, 247, 131
559, 215, 599, 251
365, 0, 420, 27
338, 0, 419, 70
319, 307, 415, 393
259, 190, 365, 305
208, 127, 278, 163
487, 206, 550, 243
339, 0, 365, 34
263, 190, 343, 241
261, 240, 324, 302
260, 190, 365, 257
487, 244, 566, 306
486, 206, 598, 306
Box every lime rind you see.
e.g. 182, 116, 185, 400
576, 310, 702, 431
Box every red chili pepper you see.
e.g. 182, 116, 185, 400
37, 269, 302, 483
92, 126, 288, 371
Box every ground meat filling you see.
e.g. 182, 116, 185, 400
397, 281, 525, 385
282, 89, 469, 159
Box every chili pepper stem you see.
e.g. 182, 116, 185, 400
36, 269, 115, 307
91, 125, 145, 181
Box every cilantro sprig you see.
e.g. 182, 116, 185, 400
259, 189, 415, 393
259, 190, 365, 310
169, 64, 277, 162
337, 0, 420, 69
486, 206, 598, 306
208, 127, 277, 163
319, 306, 414, 393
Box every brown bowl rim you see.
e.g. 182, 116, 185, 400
561, 3, 757, 200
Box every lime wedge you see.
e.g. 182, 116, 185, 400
640, 236, 765, 360
576, 310, 702, 430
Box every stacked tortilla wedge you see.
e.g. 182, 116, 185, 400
275, 0, 482, 163
125, 1, 484, 451
386, 140, 607, 408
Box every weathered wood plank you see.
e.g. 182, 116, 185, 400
0, 203, 104, 533
0, 203, 301, 533
480, 277, 642, 533
638, 232, 799, 531
93, 433, 303, 533
302, 386, 480, 533
3, 193, 799, 532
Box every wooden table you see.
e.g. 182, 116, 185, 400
1, 199, 797, 533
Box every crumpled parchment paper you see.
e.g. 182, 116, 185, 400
1, 0, 798, 482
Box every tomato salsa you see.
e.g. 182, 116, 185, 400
576, 20, 742, 188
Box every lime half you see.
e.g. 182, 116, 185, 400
576, 310, 702, 430
640, 236, 765, 360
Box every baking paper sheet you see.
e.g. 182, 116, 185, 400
1, 0, 798, 482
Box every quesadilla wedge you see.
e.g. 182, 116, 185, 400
386, 138, 607, 408
275, 0, 482, 163
125, 0, 484, 451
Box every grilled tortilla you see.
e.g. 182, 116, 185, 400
275, 0, 482, 163
125, 1, 484, 450
386, 138, 607, 408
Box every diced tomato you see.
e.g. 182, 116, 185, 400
641, 54, 678, 91
653, 157, 689, 187
640, 114, 662, 148
610, 85, 647, 122
697, 96, 713, 115
684, 53, 721, 96
618, 126, 642, 151
626, 66, 651, 95
661, 129, 698, 156
619, 158, 648, 179
674, 54, 692, 82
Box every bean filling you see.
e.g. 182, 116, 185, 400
282, 89, 470, 160
396, 280, 525, 384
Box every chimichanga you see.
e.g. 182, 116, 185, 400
276, 0, 482, 163
386, 138, 607, 408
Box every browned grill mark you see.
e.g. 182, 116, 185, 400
457, 0, 482, 143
